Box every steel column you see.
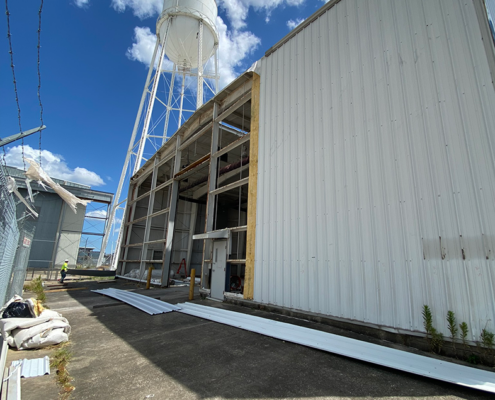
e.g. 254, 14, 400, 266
163, 64, 177, 144
201, 102, 220, 289
197, 20, 204, 109
162, 136, 183, 285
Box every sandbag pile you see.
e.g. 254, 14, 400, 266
0, 296, 70, 350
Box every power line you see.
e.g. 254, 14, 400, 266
5, 0, 26, 170
37, 0, 44, 167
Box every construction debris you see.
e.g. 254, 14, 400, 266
11, 357, 50, 378
92, 288, 180, 315
24, 158, 90, 214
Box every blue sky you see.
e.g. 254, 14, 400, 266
1, 0, 326, 251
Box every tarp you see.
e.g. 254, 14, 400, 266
24, 158, 90, 214
0, 309, 70, 350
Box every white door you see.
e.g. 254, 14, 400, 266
211, 240, 227, 300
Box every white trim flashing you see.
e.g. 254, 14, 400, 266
92, 288, 180, 315
176, 302, 495, 394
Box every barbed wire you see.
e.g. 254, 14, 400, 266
5, 0, 26, 170
37, 0, 44, 167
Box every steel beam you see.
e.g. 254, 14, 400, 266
209, 177, 249, 196
213, 133, 250, 159
0, 125, 46, 147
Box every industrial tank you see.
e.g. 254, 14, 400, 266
157, 0, 219, 70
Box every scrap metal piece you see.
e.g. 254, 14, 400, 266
11, 356, 50, 378
92, 288, 181, 315
176, 302, 495, 394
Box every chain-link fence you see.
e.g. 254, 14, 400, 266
7, 219, 36, 300
0, 164, 20, 307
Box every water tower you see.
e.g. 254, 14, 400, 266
98, 0, 219, 268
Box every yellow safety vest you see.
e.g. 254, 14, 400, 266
61, 263, 68, 272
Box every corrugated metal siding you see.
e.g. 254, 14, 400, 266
255, 0, 495, 339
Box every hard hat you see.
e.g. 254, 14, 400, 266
65, 259, 69, 262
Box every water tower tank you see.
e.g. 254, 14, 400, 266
157, 0, 219, 70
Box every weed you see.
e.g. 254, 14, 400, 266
446, 311, 458, 356
467, 353, 480, 365
51, 343, 74, 399
26, 276, 47, 304
481, 328, 495, 349
460, 322, 469, 348
480, 328, 495, 364
430, 327, 444, 354
422, 305, 433, 345
422, 305, 444, 353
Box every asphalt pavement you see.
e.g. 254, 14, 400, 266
6, 279, 495, 399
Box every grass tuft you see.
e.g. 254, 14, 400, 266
51, 343, 75, 399
25, 276, 47, 304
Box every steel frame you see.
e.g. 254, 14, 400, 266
100, 16, 219, 269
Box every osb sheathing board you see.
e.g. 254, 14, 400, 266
244, 72, 260, 300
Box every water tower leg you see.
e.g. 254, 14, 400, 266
178, 71, 186, 128
197, 20, 204, 108
98, 37, 161, 268
134, 19, 171, 173
214, 46, 219, 94
162, 63, 177, 144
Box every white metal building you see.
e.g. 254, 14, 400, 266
117, 0, 495, 341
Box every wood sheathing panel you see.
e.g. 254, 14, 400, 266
244, 72, 260, 299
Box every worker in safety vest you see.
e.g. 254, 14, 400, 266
60, 259, 68, 283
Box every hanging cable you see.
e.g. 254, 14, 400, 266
37, 0, 44, 167
5, 0, 26, 170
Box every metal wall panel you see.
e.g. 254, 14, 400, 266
255, 0, 495, 340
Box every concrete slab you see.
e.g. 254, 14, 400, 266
6, 279, 495, 399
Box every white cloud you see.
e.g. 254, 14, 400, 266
126, 26, 174, 70
86, 210, 107, 219
74, 0, 90, 8
126, 18, 260, 88
286, 17, 304, 30
112, 216, 123, 234
218, 0, 306, 30
5, 145, 105, 187
216, 17, 260, 87
111, 0, 162, 19
111, 0, 306, 33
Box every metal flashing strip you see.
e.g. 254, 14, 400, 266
11, 357, 50, 378
176, 303, 495, 394
92, 288, 180, 315
4, 363, 21, 400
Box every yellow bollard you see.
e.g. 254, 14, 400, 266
146, 265, 153, 290
189, 269, 196, 300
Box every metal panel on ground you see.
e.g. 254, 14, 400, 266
255, 0, 495, 340
177, 302, 495, 393
92, 288, 180, 315
11, 357, 50, 378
